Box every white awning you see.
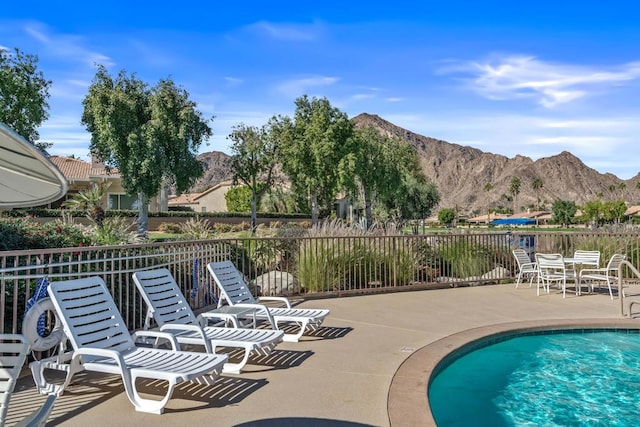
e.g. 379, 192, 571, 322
0, 123, 68, 208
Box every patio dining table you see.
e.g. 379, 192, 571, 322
562, 257, 599, 295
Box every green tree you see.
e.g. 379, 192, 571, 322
531, 178, 543, 209
552, 200, 577, 227
438, 208, 456, 226
279, 95, 354, 225
0, 47, 52, 149
603, 200, 627, 224
228, 120, 279, 232
582, 199, 604, 227
81, 65, 211, 239
509, 176, 521, 214
64, 182, 110, 227
382, 150, 439, 222
347, 126, 422, 229
225, 185, 253, 212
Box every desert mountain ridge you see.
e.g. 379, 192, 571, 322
192, 113, 640, 215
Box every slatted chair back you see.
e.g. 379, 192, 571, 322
207, 261, 257, 306
536, 253, 565, 272
132, 268, 199, 329
606, 253, 627, 273
573, 250, 601, 268
0, 334, 30, 425
48, 276, 136, 355
513, 248, 534, 267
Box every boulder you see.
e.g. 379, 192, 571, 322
481, 267, 511, 280
251, 271, 297, 296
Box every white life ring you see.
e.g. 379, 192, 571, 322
22, 297, 64, 352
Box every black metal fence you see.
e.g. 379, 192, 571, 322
2, 231, 640, 334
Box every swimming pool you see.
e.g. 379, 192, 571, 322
387, 320, 640, 426
429, 329, 640, 426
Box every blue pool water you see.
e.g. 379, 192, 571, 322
429, 331, 640, 427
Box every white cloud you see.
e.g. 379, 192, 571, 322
24, 22, 114, 67
224, 77, 243, 85
247, 20, 322, 42
275, 75, 339, 98
440, 55, 640, 108
350, 93, 375, 101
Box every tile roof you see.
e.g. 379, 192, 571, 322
168, 193, 202, 205
467, 212, 509, 223
50, 156, 118, 180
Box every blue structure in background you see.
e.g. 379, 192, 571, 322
491, 218, 536, 226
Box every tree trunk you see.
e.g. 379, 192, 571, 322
137, 192, 149, 241
311, 195, 319, 225
159, 182, 168, 212
251, 193, 258, 234
363, 187, 373, 230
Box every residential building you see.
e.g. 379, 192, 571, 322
49, 156, 162, 211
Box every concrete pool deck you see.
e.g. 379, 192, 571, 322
6, 283, 637, 426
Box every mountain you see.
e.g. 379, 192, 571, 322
191, 151, 234, 192
191, 113, 640, 214
352, 113, 640, 214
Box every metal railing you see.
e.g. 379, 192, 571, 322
3, 230, 640, 334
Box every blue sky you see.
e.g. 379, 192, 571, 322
2, 1, 640, 178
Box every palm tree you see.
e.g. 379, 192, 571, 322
531, 178, 543, 210
510, 176, 521, 214
64, 183, 110, 227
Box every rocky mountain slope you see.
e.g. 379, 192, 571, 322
192, 113, 640, 214
352, 113, 640, 214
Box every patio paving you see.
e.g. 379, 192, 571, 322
5, 282, 633, 426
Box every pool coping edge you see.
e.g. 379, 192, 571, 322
387, 318, 640, 427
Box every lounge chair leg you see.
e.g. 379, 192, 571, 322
221, 346, 253, 375
124, 372, 175, 415
280, 319, 308, 343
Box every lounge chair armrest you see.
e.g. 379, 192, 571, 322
158, 323, 213, 353
73, 347, 126, 365
233, 303, 278, 329
256, 296, 291, 308
131, 330, 180, 351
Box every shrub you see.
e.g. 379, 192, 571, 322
179, 217, 213, 240
297, 220, 418, 292
88, 217, 136, 246
0, 216, 88, 250
157, 222, 183, 234
231, 221, 251, 232
213, 222, 233, 234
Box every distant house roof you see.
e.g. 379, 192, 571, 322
510, 210, 552, 219
467, 212, 509, 223
168, 193, 202, 206
49, 156, 118, 181
168, 180, 235, 206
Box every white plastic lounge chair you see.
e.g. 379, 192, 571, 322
1, 334, 56, 427
536, 253, 571, 298
512, 248, 538, 287
30, 276, 227, 414
207, 261, 330, 343
132, 268, 284, 374
579, 253, 626, 300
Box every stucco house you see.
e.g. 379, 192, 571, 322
168, 180, 234, 213
49, 156, 163, 211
